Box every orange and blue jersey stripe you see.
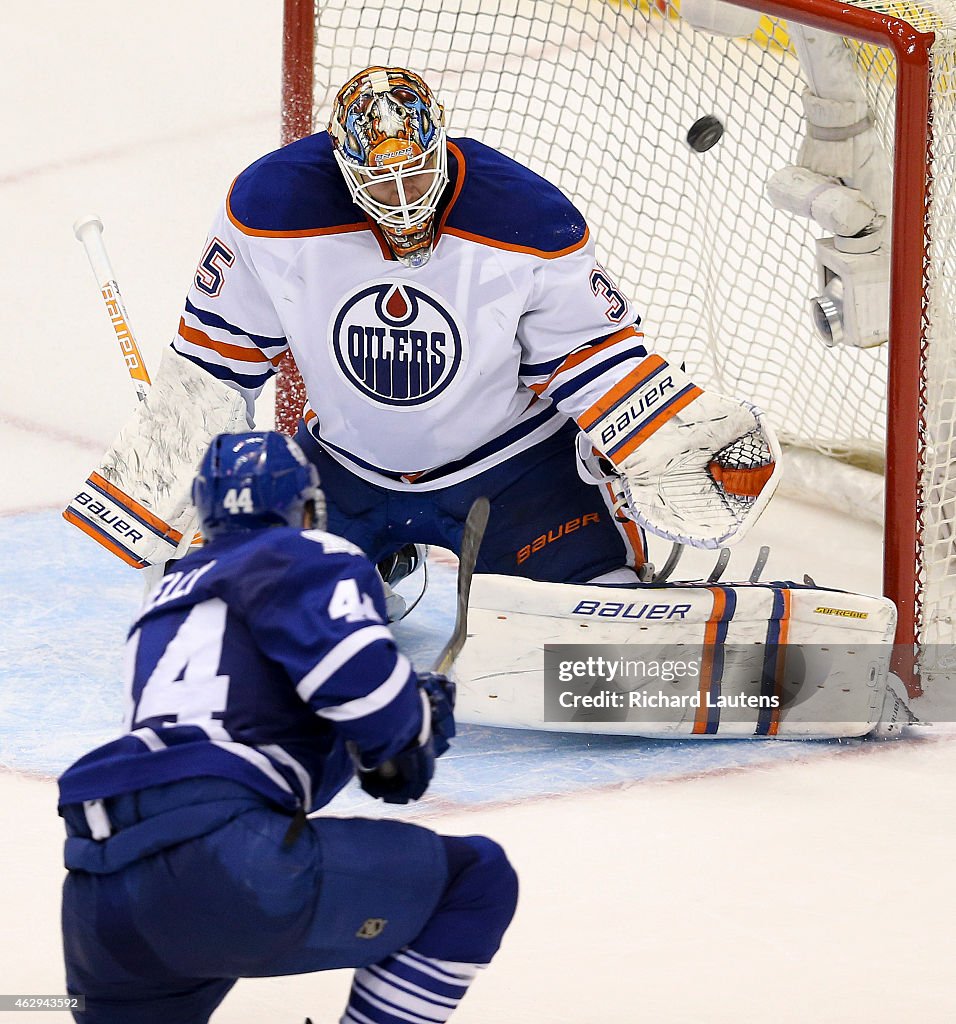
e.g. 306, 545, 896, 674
174, 300, 287, 392
306, 400, 562, 485
523, 326, 646, 402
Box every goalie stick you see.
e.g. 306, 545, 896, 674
348, 497, 491, 789
73, 214, 152, 402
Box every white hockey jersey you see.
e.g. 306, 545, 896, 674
173, 134, 647, 490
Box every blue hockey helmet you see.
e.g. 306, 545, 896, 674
192, 432, 324, 539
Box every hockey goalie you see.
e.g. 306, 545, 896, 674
64, 64, 909, 739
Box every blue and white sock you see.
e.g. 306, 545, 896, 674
340, 947, 484, 1024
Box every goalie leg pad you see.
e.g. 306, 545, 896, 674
63, 346, 250, 568
453, 574, 899, 739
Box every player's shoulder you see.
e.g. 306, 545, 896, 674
230, 527, 380, 594
227, 528, 387, 624
296, 528, 370, 564
215, 527, 370, 576
444, 137, 589, 257
145, 528, 371, 607
226, 132, 365, 236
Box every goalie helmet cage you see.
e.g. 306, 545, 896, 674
278, 0, 954, 701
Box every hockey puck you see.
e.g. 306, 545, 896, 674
686, 115, 724, 153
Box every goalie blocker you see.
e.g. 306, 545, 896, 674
63, 347, 249, 568
452, 574, 911, 739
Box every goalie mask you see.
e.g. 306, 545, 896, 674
329, 66, 448, 269
192, 431, 325, 539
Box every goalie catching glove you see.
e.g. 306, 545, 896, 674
351, 672, 456, 805
577, 354, 780, 548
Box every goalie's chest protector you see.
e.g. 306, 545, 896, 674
226, 135, 603, 477
265, 230, 535, 465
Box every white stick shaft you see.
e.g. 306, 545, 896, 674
73, 214, 151, 401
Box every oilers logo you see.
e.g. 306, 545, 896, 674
330, 282, 465, 408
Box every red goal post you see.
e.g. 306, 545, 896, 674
278, 0, 950, 700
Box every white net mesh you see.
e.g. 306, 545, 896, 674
311, 1, 887, 457
302, 0, 955, 684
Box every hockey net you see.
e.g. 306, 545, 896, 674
279, 0, 956, 699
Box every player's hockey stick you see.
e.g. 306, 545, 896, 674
432, 495, 491, 674
339, 497, 490, 799
73, 214, 151, 402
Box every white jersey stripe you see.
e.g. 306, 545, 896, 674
365, 965, 459, 1007
121, 628, 142, 731
260, 743, 313, 809
209, 739, 296, 795
130, 727, 166, 752
341, 1007, 378, 1024
315, 655, 413, 723
343, 953, 483, 1024
201, 721, 296, 795
395, 950, 482, 984
296, 624, 394, 702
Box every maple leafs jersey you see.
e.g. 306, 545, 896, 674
173, 133, 648, 489
58, 529, 424, 814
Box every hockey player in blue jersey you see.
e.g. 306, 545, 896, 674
66, 65, 779, 594
58, 431, 518, 1024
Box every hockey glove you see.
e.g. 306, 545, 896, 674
577, 355, 780, 549
355, 737, 436, 805
417, 671, 456, 756
354, 673, 456, 804
62, 347, 249, 568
